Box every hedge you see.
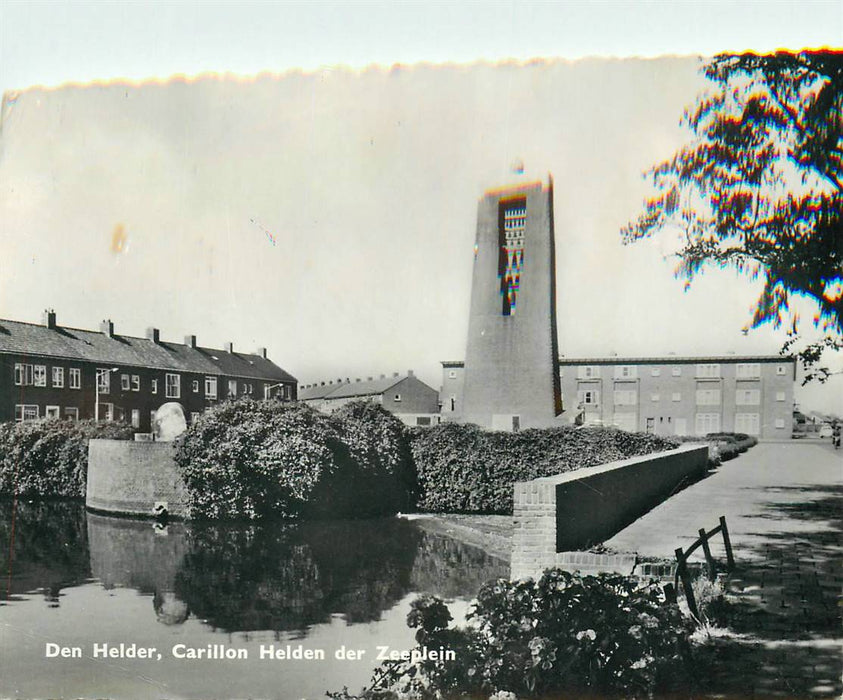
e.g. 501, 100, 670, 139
0, 419, 134, 498
408, 423, 680, 514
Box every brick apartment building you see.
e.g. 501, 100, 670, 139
299, 371, 440, 426
1, 311, 297, 431
442, 354, 796, 439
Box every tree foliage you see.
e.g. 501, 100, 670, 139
623, 51, 842, 380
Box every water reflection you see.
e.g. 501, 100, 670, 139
3, 501, 508, 630
0, 500, 91, 603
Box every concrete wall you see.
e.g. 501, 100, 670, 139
86, 439, 189, 518
461, 179, 562, 429
511, 444, 708, 579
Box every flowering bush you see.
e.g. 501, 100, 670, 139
332, 570, 693, 699
0, 419, 133, 498
333, 401, 417, 515
174, 399, 415, 520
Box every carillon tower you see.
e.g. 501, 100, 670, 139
460, 173, 562, 430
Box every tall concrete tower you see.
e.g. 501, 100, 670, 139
460, 175, 562, 430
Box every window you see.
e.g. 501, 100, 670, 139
736, 363, 761, 379
578, 366, 601, 379
64, 407, 78, 421
416, 416, 432, 426
52, 367, 65, 388
97, 369, 111, 394
165, 373, 180, 399
121, 374, 130, 391
776, 364, 788, 376
192, 380, 200, 393
393, 394, 402, 402
131, 375, 140, 391
228, 380, 237, 398
613, 413, 637, 431
499, 199, 526, 316
100, 403, 114, 421
695, 389, 721, 406
578, 389, 600, 406
614, 366, 637, 379
696, 363, 720, 378
448, 370, 457, 379
671, 392, 681, 402
131, 409, 140, 428
69, 368, 81, 389
45, 405, 60, 419
150, 410, 157, 427
650, 393, 660, 402
205, 376, 218, 399
449, 395, 456, 411
776, 391, 786, 402
33, 365, 46, 387
151, 378, 158, 394
14, 363, 27, 385
613, 389, 637, 406
736, 389, 760, 405
651, 367, 661, 377
734, 413, 760, 436
695, 412, 721, 435
190, 412, 201, 424
248, 383, 253, 395
671, 366, 682, 377
14, 404, 39, 421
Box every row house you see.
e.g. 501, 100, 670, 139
1, 311, 297, 432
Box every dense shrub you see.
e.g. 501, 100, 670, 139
409, 423, 680, 514
174, 399, 415, 520
332, 401, 417, 515
332, 569, 693, 699
0, 419, 134, 498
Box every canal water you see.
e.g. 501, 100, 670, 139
0, 501, 508, 699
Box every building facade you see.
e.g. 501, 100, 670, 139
460, 176, 562, 430
1, 311, 297, 432
299, 371, 440, 426
441, 355, 796, 439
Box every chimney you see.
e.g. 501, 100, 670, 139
184, 334, 197, 349
355, 378, 361, 383
101, 319, 114, 337
225, 342, 234, 354
321, 381, 325, 386
146, 327, 160, 344
337, 378, 342, 384
380, 374, 386, 379
42, 309, 56, 330
393, 372, 399, 378
407, 369, 414, 377
345, 378, 350, 383
367, 376, 373, 381
258, 347, 267, 359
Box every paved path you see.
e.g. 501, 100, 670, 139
607, 441, 843, 698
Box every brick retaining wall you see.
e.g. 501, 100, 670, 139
511, 444, 708, 578
86, 439, 189, 518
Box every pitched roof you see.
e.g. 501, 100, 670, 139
299, 375, 406, 401
0, 318, 296, 382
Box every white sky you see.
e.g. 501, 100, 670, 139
0, 1, 841, 415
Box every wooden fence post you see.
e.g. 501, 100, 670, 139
719, 515, 735, 570
699, 528, 717, 579
675, 547, 699, 619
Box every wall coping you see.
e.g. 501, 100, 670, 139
525, 443, 708, 487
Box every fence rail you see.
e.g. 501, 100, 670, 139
664, 515, 734, 619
